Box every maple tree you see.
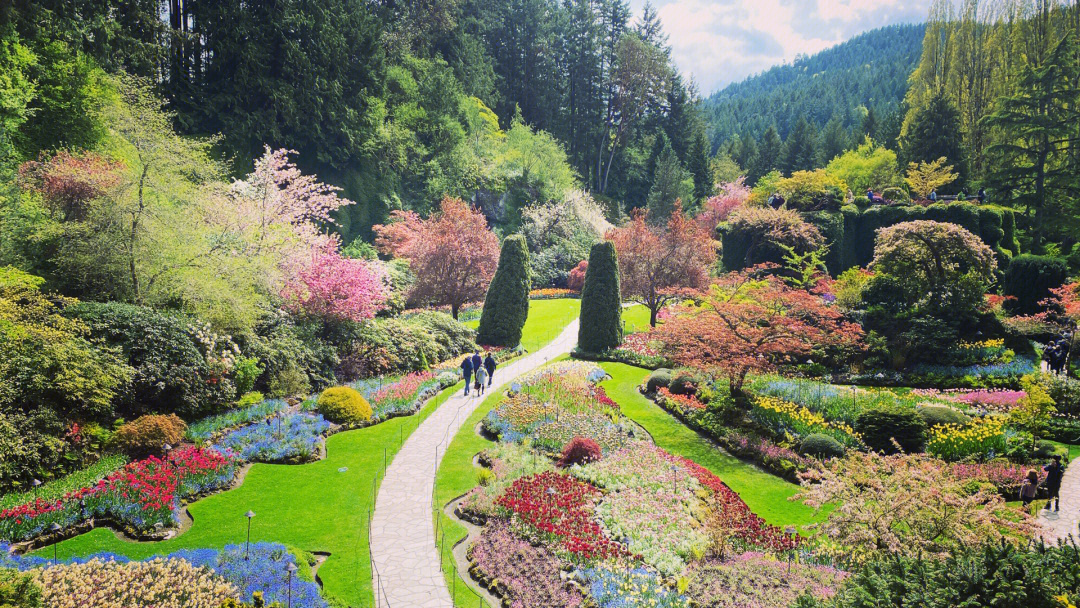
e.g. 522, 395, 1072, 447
281, 240, 387, 323
605, 204, 716, 327
656, 265, 863, 396
566, 260, 588, 292
17, 150, 125, 221
373, 196, 499, 318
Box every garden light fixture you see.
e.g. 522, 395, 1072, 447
286, 562, 298, 608
244, 510, 256, 559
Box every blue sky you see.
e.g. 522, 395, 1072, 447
628, 0, 932, 94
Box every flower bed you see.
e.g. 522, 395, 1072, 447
750, 395, 862, 448
215, 414, 330, 463
0, 447, 237, 542
596, 486, 708, 576
749, 377, 929, 425
531, 415, 630, 454
685, 553, 846, 608
951, 461, 1046, 497
0, 455, 129, 511
925, 416, 1007, 461
717, 432, 818, 483
530, 288, 580, 300
495, 471, 626, 561
187, 399, 289, 442
351, 370, 456, 420
912, 388, 1026, 414
459, 443, 553, 521
468, 519, 586, 608
576, 332, 672, 368
583, 565, 690, 608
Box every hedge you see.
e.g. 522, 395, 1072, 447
577, 241, 622, 353
720, 202, 1018, 275
477, 234, 531, 347
1002, 254, 1068, 315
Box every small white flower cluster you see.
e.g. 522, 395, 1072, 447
188, 321, 242, 373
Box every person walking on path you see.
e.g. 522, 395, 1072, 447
1044, 454, 1065, 511
460, 356, 473, 396
484, 352, 497, 387
1021, 470, 1040, 508
474, 365, 488, 396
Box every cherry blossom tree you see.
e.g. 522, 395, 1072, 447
606, 204, 716, 327
373, 196, 499, 318
695, 177, 749, 233
281, 240, 387, 323
656, 265, 864, 396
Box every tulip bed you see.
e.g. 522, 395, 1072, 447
351, 370, 458, 420
0, 447, 237, 542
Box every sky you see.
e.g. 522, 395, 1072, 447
628, 0, 932, 94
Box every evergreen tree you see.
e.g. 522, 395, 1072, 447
686, 130, 714, 201
860, 106, 878, 141
750, 126, 782, 182
780, 116, 817, 174
817, 115, 848, 166
900, 95, 966, 186
646, 139, 694, 220
476, 234, 531, 347
578, 241, 621, 352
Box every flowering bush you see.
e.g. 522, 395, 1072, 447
685, 553, 846, 608
186, 399, 289, 442
495, 471, 626, 561
656, 387, 706, 411
584, 564, 690, 608
215, 414, 329, 463
0, 447, 236, 542
31, 557, 237, 608
926, 416, 1008, 461
750, 395, 862, 448
951, 461, 1045, 496
468, 520, 586, 608
557, 437, 602, 468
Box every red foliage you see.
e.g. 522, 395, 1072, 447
557, 437, 603, 468
496, 471, 626, 560
567, 260, 588, 292
606, 205, 716, 327
656, 265, 864, 395
18, 150, 125, 220
281, 239, 387, 322
695, 177, 750, 232
373, 197, 499, 318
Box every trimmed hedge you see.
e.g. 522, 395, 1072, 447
1002, 255, 1068, 315
645, 369, 673, 393
918, 405, 970, 428
316, 386, 372, 425
855, 406, 927, 454
799, 433, 845, 459
577, 241, 622, 353
477, 235, 531, 347
720, 202, 1017, 274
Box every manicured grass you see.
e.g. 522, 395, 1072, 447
36, 385, 461, 608
520, 298, 580, 352
598, 362, 823, 529
621, 303, 653, 335
1047, 440, 1080, 461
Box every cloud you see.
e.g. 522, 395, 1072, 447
631, 0, 932, 94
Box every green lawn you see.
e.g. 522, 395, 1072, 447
37, 386, 460, 607
598, 362, 823, 529
463, 298, 580, 351
621, 303, 653, 335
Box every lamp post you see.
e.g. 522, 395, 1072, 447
49, 523, 61, 561
286, 562, 297, 608
244, 510, 256, 559
31, 478, 41, 503
785, 525, 797, 571
670, 465, 681, 494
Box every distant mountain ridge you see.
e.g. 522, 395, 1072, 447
702, 23, 926, 150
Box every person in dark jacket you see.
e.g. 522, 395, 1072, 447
977, 188, 986, 203
1044, 454, 1065, 511
483, 353, 497, 387
460, 356, 473, 396
470, 351, 482, 375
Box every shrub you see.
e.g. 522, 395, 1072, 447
855, 406, 927, 454
233, 357, 264, 396
799, 433, 846, 459
557, 436, 603, 468
236, 392, 265, 408
110, 414, 187, 457
316, 387, 372, 425
645, 369, 673, 393
567, 260, 587, 291
336, 313, 476, 380
1002, 255, 1068, 315
669, 371, 699, 396
0, 568, 42, 608
1034, 440, 1058, 459
477, 234, 531, 347
918, 405, 971, 428
578, 241, 622, 353
266, 364, 310, 398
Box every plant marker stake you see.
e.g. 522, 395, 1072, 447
244, 510, 255, 559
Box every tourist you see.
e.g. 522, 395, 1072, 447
471, 350, 483, 375
977, 188, 986, 203
846, 189, 855, 204
460, 355, 473, 396
484, 352, 497, 387
1020, 470, 1040, 508
1044, 454, 1065, 511
929, 188, 937, 202
474, 364, 488, 396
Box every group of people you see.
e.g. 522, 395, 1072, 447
926, 187, 987, 203
1020, 454, 1066, 511
460, 351, 497, 396
1044, 333, 1072, 374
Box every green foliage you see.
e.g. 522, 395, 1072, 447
825, 137, 902, 193
233, 357, 264, 397
645, 369, 673, 393
855, 406, 927, 454
520, 192, 610, 288
336, 312, 476, 379
720, 207, 824, 269
1002, 255, 1068, 315
899, 95, 966, 185
775, 170, 846, 212
798, 433, 846, 459
577, 241, 621, 353
110, 414, 187, 458
236, 392, 265, 409
646, 138, 694, 219
0, 568, 42, 608
917, 405, 970, 428
477, 234, 531, 347
317, 386, 372, 425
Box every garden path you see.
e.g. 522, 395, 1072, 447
369, 319, 580, 608
1038, 460, 1080, 542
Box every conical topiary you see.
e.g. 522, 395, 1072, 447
476, 234, 531, 347
578, 241, 621, 352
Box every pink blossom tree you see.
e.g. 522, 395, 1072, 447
695, 177, 749, 233
281, 240, 387, 323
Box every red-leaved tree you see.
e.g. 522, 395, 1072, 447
606, 205, 716, 326
373, 197, 499, 318
695, 177, 749, 233
18, 150, 125, 221
656, 265, 864, 396
566, 260, 588, 292
281, 240, 387, 323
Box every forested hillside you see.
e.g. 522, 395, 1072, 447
703, 24, 925, 180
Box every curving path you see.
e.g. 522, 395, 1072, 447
369, 319, 580, 608
1038, 458, 1080, 542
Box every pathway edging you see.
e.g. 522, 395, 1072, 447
370, 320, 579, 608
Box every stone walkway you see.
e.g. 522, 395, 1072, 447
369, 320, 580, 608
1038, 458, 1080, 542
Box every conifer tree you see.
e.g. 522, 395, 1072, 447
477, 234, 531, 347
578, 241, 622, 352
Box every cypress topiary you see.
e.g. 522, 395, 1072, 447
477, 234, 531, 347
578, 241, 621, 352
